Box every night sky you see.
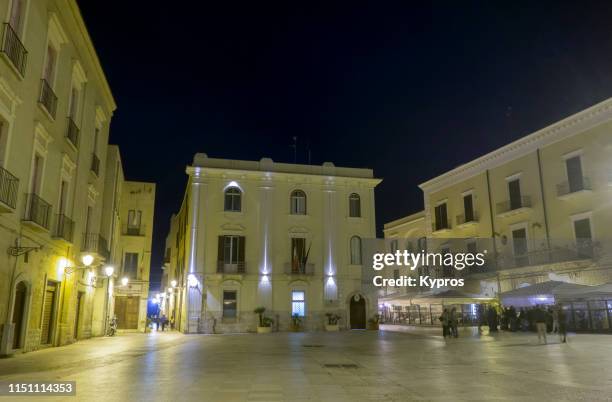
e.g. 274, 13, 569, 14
78, 1, 612, 289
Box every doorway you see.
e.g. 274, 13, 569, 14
350, 294, 366, 329
74, 291, 84, 339
115, 296, 139, 329
41, 281, 57, 345
12, 281, 28, 349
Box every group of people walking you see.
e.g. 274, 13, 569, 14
440, 304, 568, 344
439, 307, 459, 338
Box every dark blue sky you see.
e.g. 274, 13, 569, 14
78, 1, 612, 289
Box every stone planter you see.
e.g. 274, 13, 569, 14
325, 324, 340, 332
257, 326, 272, 334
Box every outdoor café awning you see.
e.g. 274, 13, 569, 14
381, 289, 494, 306
499, 281, 595, 307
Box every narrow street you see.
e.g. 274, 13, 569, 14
1, 329, 611, 401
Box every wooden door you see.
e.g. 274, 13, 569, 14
12, 282, 27, 349
116, 296, 139, 329
350, 295, 366, 329
74, 292, 84, 339
40, 282, 57, 344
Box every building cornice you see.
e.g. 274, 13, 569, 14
418, 97, 612, 194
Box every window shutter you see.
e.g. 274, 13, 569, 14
217, 236, 224, 263
238, 236, 245, 262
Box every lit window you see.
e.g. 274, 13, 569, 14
350, 236, 362, 265
290, 190, 306, 215
223, 290, 237, 318
349, 193, 361, 217
291, 290, 305, 317
224, 187, 242, 212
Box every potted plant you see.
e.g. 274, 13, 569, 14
254, 307, 274, 333
325, 313, 341, 332
290, 314, 303, 332
367, 314, 381, 330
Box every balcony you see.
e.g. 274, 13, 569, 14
122, 224, 146, 236
556, 177, 592, 198
456, 211, 479, 227
0, 166, 18, 212
284, 262, 315, 275
65, 117, 79, 148
53, 214, 74, 243
38, 79, 58, 119
432, 220, 451, 233
82, 233, 110, 260
90, 154, 100, 176
1, 23, 27, 77
496, 196, 531, 217
216, 261, 246, 274
22, 193, 51, 231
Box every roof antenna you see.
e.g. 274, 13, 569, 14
290, 136, 297, 163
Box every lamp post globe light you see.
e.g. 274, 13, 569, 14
104, 265, 114, 277
121, 277, 129, 286
82, 254, 94, 267
170, 280, 177, 288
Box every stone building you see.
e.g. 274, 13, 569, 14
161, 154, 381, 333
380, 98, 612, 324
0, 0, 154, 354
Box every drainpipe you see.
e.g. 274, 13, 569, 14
536, 149, 552, 253
485, 170, 501, 298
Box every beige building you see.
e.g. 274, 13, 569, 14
0, 0, 155, 354
0, 0, 116, 353
161, 153, 381, 333
381, 98, 612, 323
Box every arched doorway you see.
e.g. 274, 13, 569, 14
349, 294, 366, 329
12, 281, 28, 349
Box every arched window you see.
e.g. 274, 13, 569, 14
224, 187, 242, 212
290, 190, 306, 215
350, 236, 362, 265
349, 193, 361, 217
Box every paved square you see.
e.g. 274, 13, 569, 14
0, 328, 611, 401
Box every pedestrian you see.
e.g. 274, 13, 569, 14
534, 305, 547, 344
450, 307, 459, 338
487, 306, 498, 332
557, 305, 567, 343
440, 308, 450, 338
552, 307, 559, 334
161, 314, 168, 331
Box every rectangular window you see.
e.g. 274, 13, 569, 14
390, 239, 398, 254
434, 203, 448, 230
291, 237, 306, 272
10, 0, 24, 33
30, 154, 43, 195
217, 235, 245, 273
511, 228, 528, 267
43, 45, 57, 84
68, 87, 79, 119
127, 210, 142, 234
463, 194, 474, 222
222, 290, 237, 318
123, 252, 138, 278
573, 218, 593, 258
58, 180, 68, 214
566, 156, 584, 193
508, 179, 522, 210
291, 291, 305, 317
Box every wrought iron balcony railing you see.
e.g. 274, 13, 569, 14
122, 224, 146, 236
496, 195, 531, 215
90, 153, 100, 176
23, 193, 51, 229
284, 262, 315, 275
216, 261, 246, 274
0, 166, 19, 209
38, 79, 58, 119
1, 23, 27, 76
456, 211, 478, 226
556, 177, 592, 197
82, 233, 110, 260
53, 214, 74, 243
66, 117, 79, 148
432, 220, 451, 232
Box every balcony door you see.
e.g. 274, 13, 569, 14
9, 0, 24, 33
434, 203, 448, 230
511, 227, 528, 267
463, 194, 474, 222
291, 237, 306, 273
573, 218, 593, 258
508, 179, 522, 210
566, 156, 584, 193
30, 154, 43, 195
218, 236, 245, 273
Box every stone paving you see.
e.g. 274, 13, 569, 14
0, 327, 611, 401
